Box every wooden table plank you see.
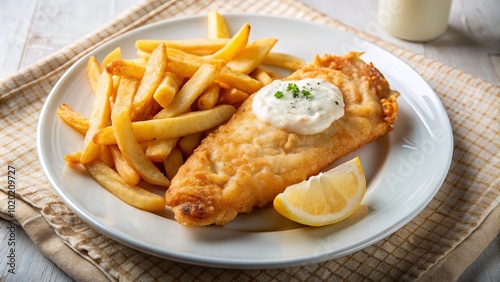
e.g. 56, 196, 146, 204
1, 220, 73, 281
0, 0, 37, 78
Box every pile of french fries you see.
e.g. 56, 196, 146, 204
57, 11, 306, 212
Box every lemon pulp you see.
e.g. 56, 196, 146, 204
273, 156, 366, 226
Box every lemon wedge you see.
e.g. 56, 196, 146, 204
273, 157, 366, 226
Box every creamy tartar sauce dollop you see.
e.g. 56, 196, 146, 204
252, 78, 345, 135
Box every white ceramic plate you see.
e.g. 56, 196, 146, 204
37, 14, 453, 268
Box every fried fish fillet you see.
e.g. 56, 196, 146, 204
165, 52, 398, 227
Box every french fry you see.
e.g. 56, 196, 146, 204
110, 75, 121, 106
136, 49, 151, 59
197, 83, 220, 110
208, 23, 250, 61
84, 160, 165, 211
146, 138, 179, 163
165, 55, 199, 78
57, 104, 89, 135
87, 56, 101, 94
142, 46, 223, 77
250, 67, 273, 85
178, 132, 203, 157
131, 43, 167, 121
124, 57, 147, 68
94, 105, 236, 145
153, 71, 183, 108
64, 151, 82, 168
158, 63, 220, 118
165, 54, 210, 79
217, 66, 263, 94
164, 147, 184, 180
219, 88, 250, 107
101, 47, 121, 72
112, 77, 170, 187
135, 38, 230, 55
167, 47, 225, 68
251, 66, 282, 84
80, 71, 113, 164
226, 38, 278, 74
263, 52, 307, 71
110, 145, 141, 186
99, 145, 115, 168
207, 10, 230, 38
105, 59, 145, 80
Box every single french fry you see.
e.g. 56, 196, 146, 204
178, 132, 203, 158
57, 104, 89, 135
110, 75, 121, 106
207, 10, 230, 38
250, 67, 273, 85
112, 77, 170, 187
208, 23, 250, 61
64, 151, 82, 168
101, 47, 121, 72
99, 145, 114, 168
226, 38, 278, 74
94, 105, 236, 145
219, 88, 250, 107
136, 49, 151, 59
124, 57, 148, 68
153, 71, 183, 108
217, 66, 263, 94
167, 47, 225, 68
84, 160, 165, 211
135, 38, 230, 55
165, 55, 199, 78
197, 83, 220, 110
110, 145, 141, 186
87, 56, 101, 94
131, 43, 167, 121
251, 66, 282, 84
80, 71, 113, 164
165, 53, 214, 79
263, 52, 307, 71
106, 59, 145, 80
164, 147, 184, 180
146, 138, 179, 163
159, 63, 220, 118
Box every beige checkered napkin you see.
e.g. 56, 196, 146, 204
0, 0, 498, 281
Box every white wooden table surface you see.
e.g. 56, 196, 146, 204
1, 0, 498, 281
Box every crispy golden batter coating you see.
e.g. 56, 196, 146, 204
165, 52, 399, 226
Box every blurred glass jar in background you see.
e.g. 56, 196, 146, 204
377, 0, 452, 42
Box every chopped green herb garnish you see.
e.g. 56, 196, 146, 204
276, 82, 315, 100
302, 89, 312, 99
287, 83, 300, 98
